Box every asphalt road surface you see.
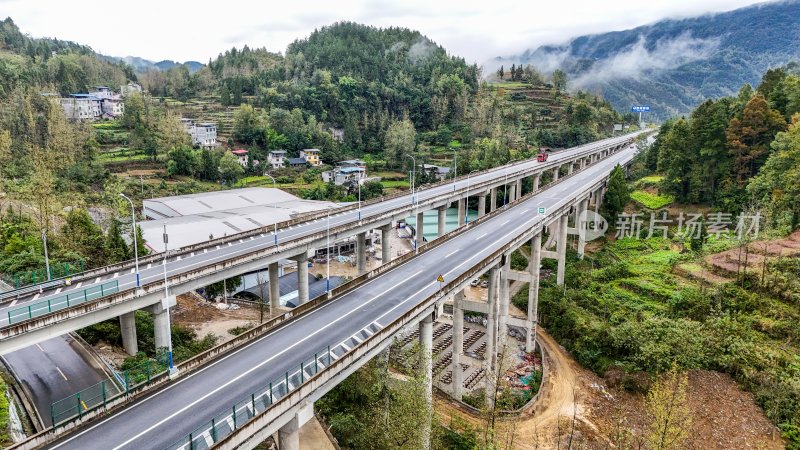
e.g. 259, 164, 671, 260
2, 335, 120, 428
44, 146, 635, 450
0, 133, 638, 328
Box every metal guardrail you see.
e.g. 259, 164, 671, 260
165, 344, 332, 450
0, 132, 641, 304
6, 280, 119, 324
6, 144, 638, 450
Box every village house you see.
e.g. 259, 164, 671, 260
181, 118, 218, 149
267, 150, 287, 169
298, 149, 322, 167
231, 149, 249, 167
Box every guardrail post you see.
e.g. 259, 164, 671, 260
269, 382, 273, 404
48, 299, 52, 313
315, 352, 318, 372
232, 405, 237, 429
102, 381, 107, 407
100, 284, 104, 296
7, 311, 11, 324
300, 362, 304, 383
189, 432, 194, 450
285, 371, 289, 391
327, 345, 331, 365
211, 417, 217, 442
27, 305, 32, 319
251, 393, 256, 413
77, 392, 82, 419
50, 403, 55, 430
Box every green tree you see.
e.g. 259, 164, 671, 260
217, 152, 244, 185
384, 119, 416, 168
105, 218, 129, 263
646, 367, 693, 450
232, 104, 264, 145
726, 92, 786, 185
747, 115, 800, 229
551, 69, 567, 91
60, 209, 106, 266
496, 65, 504, 80
602, 164, 630, 225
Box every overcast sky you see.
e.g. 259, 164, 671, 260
2, 0, 770, 63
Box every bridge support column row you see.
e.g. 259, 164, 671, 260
451, 290, 464, 401
419, 313, 434, 450
478, 193, 487, 217
490, 187, 497, 212
532, 174, 540, 192
120, 312, 137, 356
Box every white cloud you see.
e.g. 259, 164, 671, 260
570, 33, 722, 87
1, 0, 768, 63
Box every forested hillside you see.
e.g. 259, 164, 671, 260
507, 0, 800, 119
643, 62, 800, 229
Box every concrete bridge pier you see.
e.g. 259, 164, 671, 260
552, 166, 560, 182
498, 257, 511, 353
457, 198, 466, 227
556, 214, 568, 286
568, 162, 575, 175
489, 187, 497, 212
293, 254, 309, 304
451, 290, 464, 401
526, 233, 542, 352
149, 296, 176, 353
516, 179, 522, 199
577, 198, 589, 258
532, 173, 540, 192
380, 224, 392, 263
478, 192, 487, 217
485, 265, 499, 408
277, 403, 313, 450
437, 205, 447, 236
509, 183, 517, 203
356, 232, 367, 275
419, 313, 434, 450
269, 262, 280, 311
415, 211, 424, 247
119, 312, 137, 356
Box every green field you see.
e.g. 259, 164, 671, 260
631, 190, 674, 209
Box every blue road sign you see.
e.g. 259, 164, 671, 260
632, 105, 651, 113
537, 207, 546, 214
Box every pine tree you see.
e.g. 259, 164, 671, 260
510, 64, 516, 81
601, 164, 630, 225
105, 218, 130, 263
726, 92, 787, 185
496, 65, 504, 80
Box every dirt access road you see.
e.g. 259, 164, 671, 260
435, 328, 590, 448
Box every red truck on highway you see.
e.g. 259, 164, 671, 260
536, 152, 549, 162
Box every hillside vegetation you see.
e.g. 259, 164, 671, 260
510, 0, 800, 119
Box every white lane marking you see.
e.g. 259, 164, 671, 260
476, 232, 487, 240
501, 220, 510, 225
445, 249, 459, 258
101, 269, 423, 450
55, 288, 62, 294
32, 294, 40, 301
147, 263, 152, 269
36, 344, 44, 352
113, 273, 119, 279
9, 300, 17, 307
56, 367, 68, 381
191, 252, 195, 257
76, 282, 82, 288
204, 249, 208, 253
94, 277, 100, 283
227, 243, 232, 247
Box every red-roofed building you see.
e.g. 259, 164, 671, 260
231, 148, 249, 167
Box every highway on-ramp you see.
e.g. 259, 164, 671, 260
43, 146, 636, 450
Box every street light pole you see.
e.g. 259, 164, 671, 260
119, 193, 140, 287
162, 224, 174, 371
263, 173, 279, 245
326, 206, 332, 297
41, 230, 51, 281
357, 180, 362, 221
405, 154, 419, 251
452, 150, 458, 192
405, 154, 416, 206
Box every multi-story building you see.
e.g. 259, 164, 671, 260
58, 86, 126, 120
120, 82, 143, 97
299, 148, 322, 166
267, 150, 287, 169
181, 118, 218, 149
231, 149, 249, 167
322, 159, 367, 185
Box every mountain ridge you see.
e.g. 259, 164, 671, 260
501, 0, 800, 119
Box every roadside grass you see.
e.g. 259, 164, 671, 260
380, 180, 410, 189
631, 190, 674, 209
